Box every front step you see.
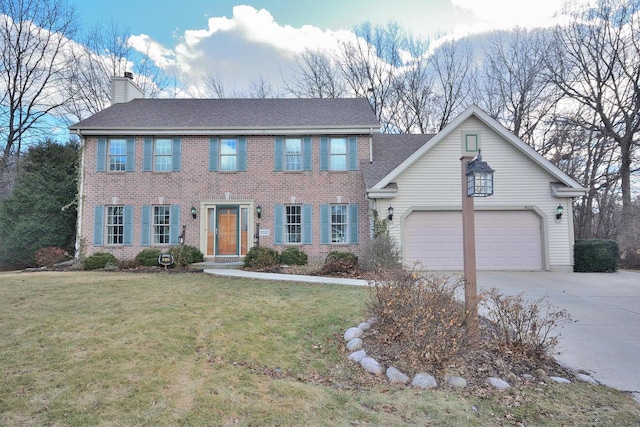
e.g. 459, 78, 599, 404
192, 261, 244, 270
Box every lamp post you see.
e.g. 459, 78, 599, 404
461, 150, 494, 349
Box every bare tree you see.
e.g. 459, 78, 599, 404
247, 75, 279, 98
429, 38, 475, 131
476, 28, 559, 146
545, 0, 640, 254
0, 0, 77, 178
282, 48, 346, 98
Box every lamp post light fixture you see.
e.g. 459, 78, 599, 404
387, 205, 394, 221
556, 204, 564, 220
461, 150, 494, 350
190, 206, 197, 219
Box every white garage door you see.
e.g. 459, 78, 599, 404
404, 210, 542, 270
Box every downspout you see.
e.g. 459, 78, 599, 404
75, 132, 85, 260
369, 127, 373, 163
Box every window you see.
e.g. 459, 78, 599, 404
330, 138, 347, 171
209, 137, 247, 172
220, 139, 237, 171
320, 137, 357, 171
154, 139, 173, 171
285, 138, 302, 171
143, 137, 181, 171
153, 206, 170, 244
106, 206, 124, 245
285, 205, 302, 243
274, 137, 312, 171
330, 204, 348, 243
108, 139, 126, 171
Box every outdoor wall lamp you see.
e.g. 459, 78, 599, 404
466, 150, 495, 197
387, 206, 394, 221
556, 204, 564, 220
190, 206, 197, 219
256, 205, 262, 219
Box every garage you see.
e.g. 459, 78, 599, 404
404, 210, 543, 270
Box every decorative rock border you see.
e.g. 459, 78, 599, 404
343, 320, 598, 390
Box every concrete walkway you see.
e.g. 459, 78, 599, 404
205, 268, 640, 396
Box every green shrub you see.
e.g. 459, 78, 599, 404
244, 246, 279, 269
574, 239, 618, 272
135, 249, 163, 267
83, 252, 118, 270
321, 251, 358, 275
168, 245, 204, 268
280, 247, 308, 265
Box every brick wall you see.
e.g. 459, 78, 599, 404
80, 134, 372, 264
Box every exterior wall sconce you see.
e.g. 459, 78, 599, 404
387, 206, 394, 221
466, 150, 495, 197
556, 204, 564, 220
190, 206, 197, 219
256, 205, 262, 219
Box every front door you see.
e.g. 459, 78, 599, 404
216, 207, 238, 256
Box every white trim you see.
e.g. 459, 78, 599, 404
70, 126, 380, 136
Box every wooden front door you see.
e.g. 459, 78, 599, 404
216, 207, 238, 255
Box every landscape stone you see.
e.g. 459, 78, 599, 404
386, 367, 409, 384
346, 338, 363, 351
358, 322, 370, 331
411, 373, 438, 389
360, 357, 383, 375
446, 376, 467, 388
348, 350, 366, 362
575, 373, 598, 384
344, 327, 363, 341
487, 377, 511, 390
522, 374, 533, 380
549, 376, 571, 384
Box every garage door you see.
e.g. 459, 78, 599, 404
404, 210, 542, 270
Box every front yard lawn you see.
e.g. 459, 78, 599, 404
1, 271, 638, 426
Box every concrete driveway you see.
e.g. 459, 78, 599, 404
476, 270, 640, 395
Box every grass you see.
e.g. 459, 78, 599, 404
0, 271, 638, 426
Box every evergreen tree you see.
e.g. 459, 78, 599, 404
0, 140, 78, 269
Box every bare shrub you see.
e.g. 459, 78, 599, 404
34, 247, 69, 267
360, 234, 401, 272
367, 270, 465, 369
481, 288, 574, 358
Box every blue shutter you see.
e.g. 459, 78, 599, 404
96, 138, 106, 172
93, 205, 104, 246
302, 204, 312, 245
274, 137, 284, 171
143, 138, 153, 171
172, 137, 181, 171
320, 204, 329, 244
169, 205, 180, 245
348, 136, 358, 170
126, 138, 135, 171
274, 204, 284, 245
349, 203, 359, 244
209, 138, 218, 172
303, 137, 312, 171
319, 137, 329, 171
123, 205, 133, 246
238, 137, 247, 171
141, 205, 151, 246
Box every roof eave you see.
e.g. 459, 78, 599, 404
69, 125, 381, 136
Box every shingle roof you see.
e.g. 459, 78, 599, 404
361, 133, 435, 188
70, 98, 379, 132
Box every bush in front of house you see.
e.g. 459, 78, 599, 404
83, 252, 118, 270
574, 239, 618, 272
321, 251, 358, 275
244, 246, 279, 269
135, 248, 163, 267
360, 234, 401, 272
280, 247, 308, 265
168, 245, 205, 268
35, 246, 70, 268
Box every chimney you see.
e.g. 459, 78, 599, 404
111, 72, 145, 105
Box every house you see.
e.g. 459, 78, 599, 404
70, 76, 586, 271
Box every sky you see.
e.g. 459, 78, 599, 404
74, 0, 577, 95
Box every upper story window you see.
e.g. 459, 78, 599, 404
209, 137, 247, 172
274, 137, 312, 171
96, 138, 134, 172
144, 137, 181, 172
320, 136, 358, 171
